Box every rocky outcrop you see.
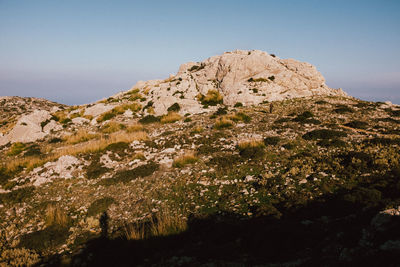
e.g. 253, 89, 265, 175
0, 110, 51, 146
125, 50, 347, 115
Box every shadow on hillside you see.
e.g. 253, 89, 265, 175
43, 172, 400, 267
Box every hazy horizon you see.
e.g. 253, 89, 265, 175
1, 0, 399, 105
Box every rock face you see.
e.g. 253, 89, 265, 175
126, 50, 347, 115
0, 110, 51, 146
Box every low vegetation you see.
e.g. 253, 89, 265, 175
172, 151, 198, 168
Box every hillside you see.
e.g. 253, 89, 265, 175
0, 50, 400, 266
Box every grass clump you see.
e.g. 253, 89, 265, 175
139, 115, 160, 124
125, 123, 144, 133
161, 112, 181, 124
87, 197, 116, 217
101, 121, 126, 134
302, 129, 348, 140
124, 207, 187, 240
65, 129, 99, 144
238, 139, 266, 159
45, 203, 70, 227
198, 90, 223, 106
167, 103, 181, 112
7, 142, 26, 156
214, 117, 234, 129
234, 102, 243, 107
172, 151, 198, 168
191, 126, 203, 134
230, 112, 251, 123
0, 248, 40, 267
97, 111, 117, 122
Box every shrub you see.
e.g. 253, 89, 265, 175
344, 120, 368, 129
167, 103, 181, 112
268, 75, 275, 81
292, 111, 320, 124
139, 115, 160, 124
184, 117, 192, 122
161, 112, 181, 124
317, 139, 347, 147
238, 140, 266, 159
263, 136, 281, 146
100, 162, 159, 185
214, 117, 234, 129
302, 129, 347, 140
248, 77, 268, 82
24, 144, 41, 156
234, 102, 243, 108
198, 90, 223, 106
251, 88, 258, 93
172, 151, 198, 168
86, 157, 109, 179
315, 100, 328, 105
214, 107, 228, 116
334, 105, 354, 114
188, 64, 205, 72
87, 197, 116, 217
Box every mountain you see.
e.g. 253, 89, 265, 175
0, 50, 400, 266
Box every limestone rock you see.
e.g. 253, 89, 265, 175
122, 50, 347, 116
0, 110, 50, 146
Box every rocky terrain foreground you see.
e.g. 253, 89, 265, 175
0, 50, 400, 266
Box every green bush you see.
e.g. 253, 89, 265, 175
139, 115, 160, 124
292, 111, 320, 124
167, 103, 181, 112
99, 162, 159, 185
303, 129, 347, 140
344, 120, 368, 129
334, 105, 354, 114
268, 75, 275, 81
234, 102, 243, 107
263, 136, 281, 146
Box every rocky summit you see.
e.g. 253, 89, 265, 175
0, 50, 400, 266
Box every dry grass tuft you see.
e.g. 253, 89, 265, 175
191, 125, 203, 134
4, 131, 148, 173
214, 117, 234, 129
238, 139, 265, 150
161, 112, 181, 124
64, 129, 99, 144
101, 121, 125, 134
124, 208, 187, 240
172, 151, 198, 168
125, 123, 144, 133
45, 203, 69, 227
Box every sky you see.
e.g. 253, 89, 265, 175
0, 0, 399, 105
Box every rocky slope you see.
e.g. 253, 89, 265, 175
0, 50, 400, 266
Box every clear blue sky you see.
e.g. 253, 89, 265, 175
0, 0, 399, 105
